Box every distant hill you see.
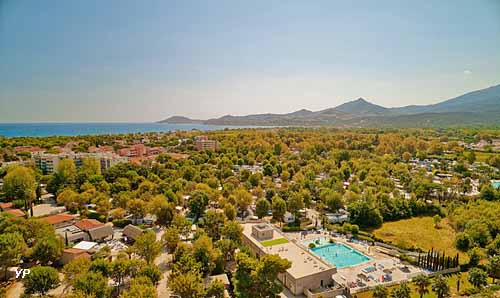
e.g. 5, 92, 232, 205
158, 116, 203, 124
391, 84, 500, 115
329, 97, 389, 116
158, 84, 500, 127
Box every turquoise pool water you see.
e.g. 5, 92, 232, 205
492, 181, 500, 190
302, 237, 330, 247
309, 243, 371, 268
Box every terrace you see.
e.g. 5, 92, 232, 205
286, 231, 425, 294
242, 223, 338, 296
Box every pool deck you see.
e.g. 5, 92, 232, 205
285, 231, 424, 293
242, 224, 335, 279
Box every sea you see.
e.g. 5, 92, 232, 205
0, 123, 259, 137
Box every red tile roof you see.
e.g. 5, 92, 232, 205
5, 209, 25, 217
0, 202, 14, 210
75, 219, 104, 231
167, 153, 190, 159
14, 146, 44, 152
39, 213, 75, 225
129, 156, 156, 164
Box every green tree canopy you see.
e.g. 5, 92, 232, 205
133, 230, 162, 264
255, 198, 271, 219
3, 166, 36, 207
0, 232, 27, 280
23, 266, 60, 296
271, 196, 286, 222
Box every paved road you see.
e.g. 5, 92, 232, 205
306, 208, 321, 228
154, 228, 174, 298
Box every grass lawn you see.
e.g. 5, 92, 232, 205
355, 272, 496, 298
371, 216, 467, 262
261, 238, 289, 247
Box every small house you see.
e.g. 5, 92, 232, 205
122, 224, 144, 243
61, 248, 91, 265
283, 212, 295, 224
40, 213, 77, 229
88, 224, 114, 242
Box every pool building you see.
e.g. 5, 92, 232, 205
242, 223, 348, 297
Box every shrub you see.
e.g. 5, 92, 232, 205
468, 247, 484, 267
112, 219, 132, 228
282, 226, 301, 232
460, 287, 480, 296
350, 224, 359, 235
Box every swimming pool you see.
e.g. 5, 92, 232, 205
309, 243, 371, 268
492, 181, 500, 190
302, 237, 330, 247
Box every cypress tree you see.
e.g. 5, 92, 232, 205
430, 248, 434, 270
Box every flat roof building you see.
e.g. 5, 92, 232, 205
242, 223, 338, 296
194, 136, 219, 151
33, 152, 128, 174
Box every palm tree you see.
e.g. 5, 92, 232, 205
373, 285, 388, 298
124, 246, 135, 260
468, 268, 488, 289
431, 275, 450, 298
413, 274, 430, 298
390, 282, 410, 298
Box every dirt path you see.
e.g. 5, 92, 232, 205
6, 281, 23, 298
7, 272, 66, 298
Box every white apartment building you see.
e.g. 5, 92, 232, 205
33, 151, 128, 174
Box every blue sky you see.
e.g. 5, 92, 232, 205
1, 0, 499, 122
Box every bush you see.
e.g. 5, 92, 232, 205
85, 210, 102, 221
468, 247, 484, 267
400, 254, 417, 265
282, 225, 301, 232
112, 219, 132, 228
358, 230, 373, 238
357, 234, 374, 243
460, 287, 480, 296
341, 223, 352, 234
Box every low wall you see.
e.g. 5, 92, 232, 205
425, 267, 461, 277
374, 242, 419, 257
350, 267, 461, 294
304, 287, 349, 298
351, 279, 407, 294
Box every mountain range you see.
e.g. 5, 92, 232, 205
158, 84, 500, 127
